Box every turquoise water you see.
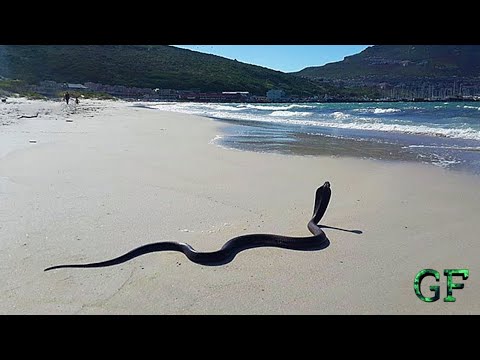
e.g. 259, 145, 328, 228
145, 101, 480, 174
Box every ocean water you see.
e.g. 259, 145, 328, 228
140, 101, 480, 175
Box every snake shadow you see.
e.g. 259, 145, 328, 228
44, 236, 333, 271
44, 225, 362, 271
215, 224, 363, 265
320, 225, 363, 235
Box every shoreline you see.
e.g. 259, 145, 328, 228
1, 99, 480, 314
153, 110, 480, 177
140, 101, 480, 176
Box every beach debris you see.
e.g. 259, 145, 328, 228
66, 119, 73, 122
29, 140, 37, 143
180, 229, 191, 232
1, 98, 6, 103
18, 112, 39, 119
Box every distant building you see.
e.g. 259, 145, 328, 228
222, 91, 249, 96
266, 89, 285, 102
154, 88, 178, 100
66, 83, 88, 90
32, 80, 64, 96
177, 91, 250, 102
251, 95, 268, 102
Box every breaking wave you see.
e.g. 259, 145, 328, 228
143, 101, 480, 141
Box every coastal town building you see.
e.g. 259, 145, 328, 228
67, 83, 88, 90
266, 89, 286, 101
11, 79, 480, 103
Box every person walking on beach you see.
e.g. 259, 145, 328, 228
75, 96, 79, 105
64, 92, 70, 105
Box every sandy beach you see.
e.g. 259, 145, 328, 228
1, 98, 480, 314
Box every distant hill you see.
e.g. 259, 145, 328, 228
294, 45, 480, 82
0, 45, 331, 96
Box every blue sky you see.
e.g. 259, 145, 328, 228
174, 45, 371, 73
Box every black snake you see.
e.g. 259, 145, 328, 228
44, 181, 331, 271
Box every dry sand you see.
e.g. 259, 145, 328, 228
1, 98, 480, 314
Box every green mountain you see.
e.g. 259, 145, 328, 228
295, 45, 480, 82
0, 45, 330, 96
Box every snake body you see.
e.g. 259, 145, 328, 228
44, 181, 331, 271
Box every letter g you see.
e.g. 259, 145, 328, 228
414, 269, 440, 302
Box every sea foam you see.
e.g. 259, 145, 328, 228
147, 101, 480, 141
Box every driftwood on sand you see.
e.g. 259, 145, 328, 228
18, 112, 39, 119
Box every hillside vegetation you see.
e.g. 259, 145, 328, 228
295, 45, 480, 81
0, 45, 332, 96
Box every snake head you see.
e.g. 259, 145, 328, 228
315, 181, 331, 199
313, 181, 331, 218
